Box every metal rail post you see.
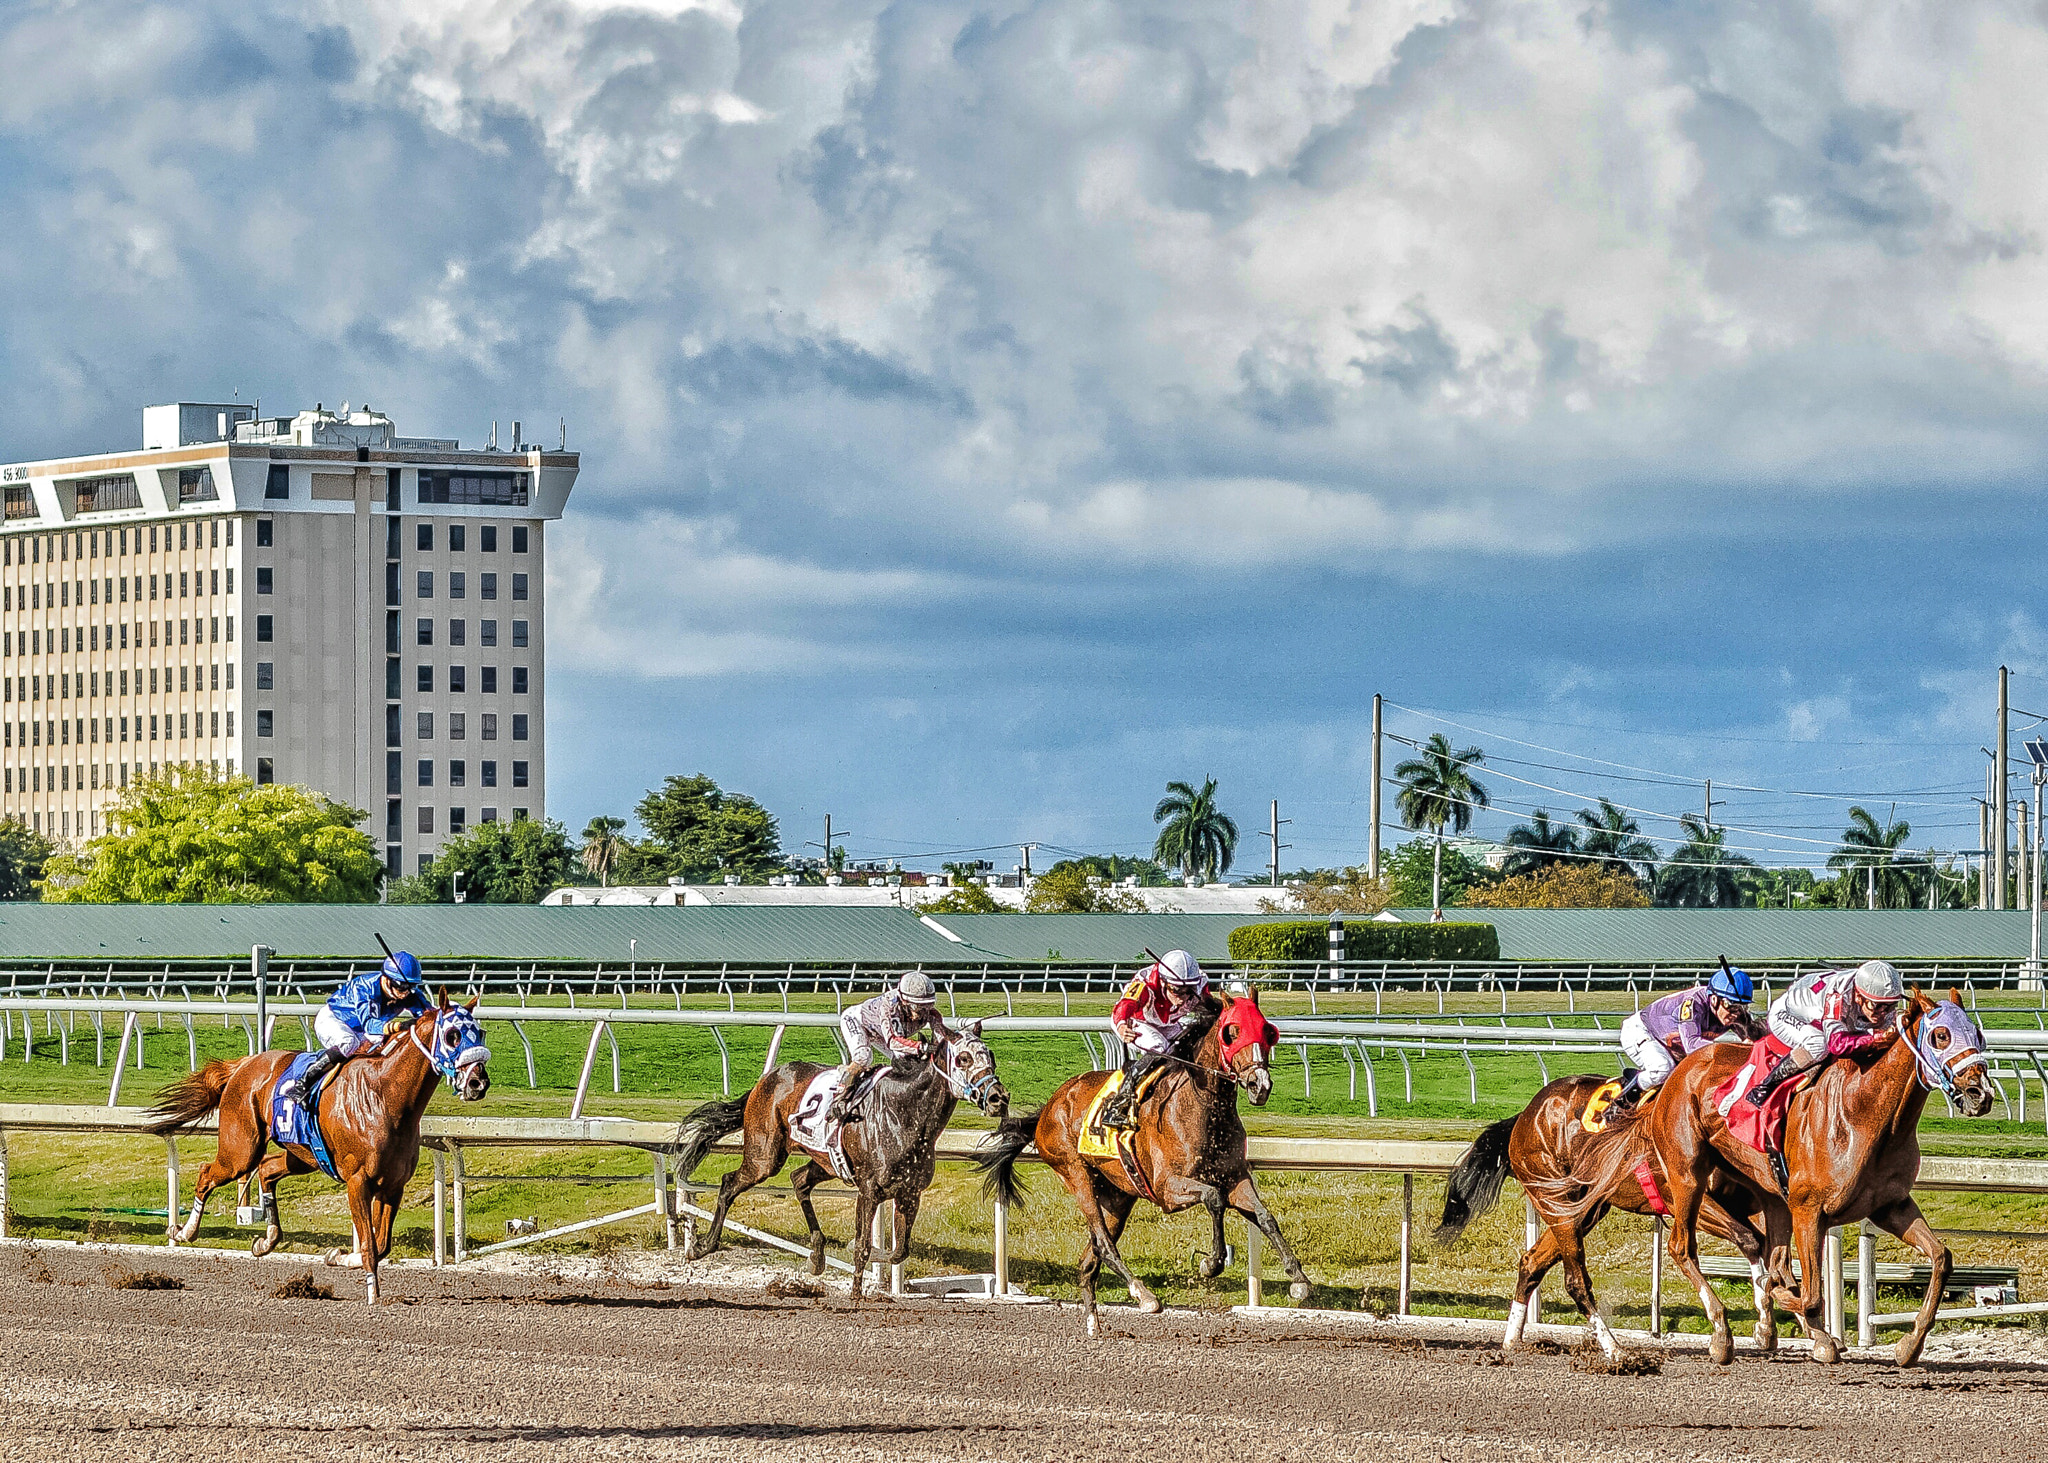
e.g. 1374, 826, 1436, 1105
1650, 1216, 1663, 1337
106, 1013, 138, 1106
570, 1021, 607, 1119
432, 1150, 447, 1266
1398, 1174, 1412, 1315
163, 1136, 178, 1247
1246, 1222, 1263, 1307
1857, 1222, 1876, 1346
452, 1144, 468, 1262
993, 1193, 1010, 1297
1525, 1199, 1541, 1318
655, 1151, 678, 1250
252, 945, 271, 1056
1825, 1227, 1845, 1342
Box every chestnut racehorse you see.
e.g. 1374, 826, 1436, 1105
146, 993, 492, 1304
976, 990, 1311, 1336
1649, 988, 1995, 1366
1437, 1071, 1791, 1359
671, 1024, 1009, 1299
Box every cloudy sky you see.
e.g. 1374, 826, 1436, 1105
4, 0, 2046, 873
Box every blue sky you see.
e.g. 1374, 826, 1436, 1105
3, 0, 2045, 874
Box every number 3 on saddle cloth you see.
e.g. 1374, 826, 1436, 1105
269, 1052, 343, 1180
1710, 1033, 1817, 1162
788, 1067, 887, 1182
1075, 1067, 1171, 1203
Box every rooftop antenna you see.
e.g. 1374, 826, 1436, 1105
490, 420, 498, 450
560, 417, 566, 450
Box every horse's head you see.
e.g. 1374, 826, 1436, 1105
1216, 988, 1279, 1107
427, 991, 492, 1102
1905, 987, 1993, 1118
939, 1020, 1008, 1118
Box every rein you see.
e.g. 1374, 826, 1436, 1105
1897, 1006, 1988, 1100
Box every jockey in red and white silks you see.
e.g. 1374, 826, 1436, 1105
1101, 950, 1209, 1126
1746, 959, 1902, 1108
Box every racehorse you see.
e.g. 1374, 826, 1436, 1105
975, 989, 1310, 1336
145, 993, 491, 1304
671, 1024, 1008, 1299
1437, 1070, 1791, 1359
1648, 988, 1994, 1366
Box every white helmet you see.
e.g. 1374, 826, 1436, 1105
1852, 960, 1902, 1004
1155, 950, 1205, 987
896, 971, 937, 1006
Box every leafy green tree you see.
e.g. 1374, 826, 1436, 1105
1152, 777, 1239, 882
1393, 733, 1491, 914
1827, 805, 1920, 909
1384, 838, 1496, 909
1042, 854, 1174, 887
1575, 799, 1660, 885
0, 820, 54, 900
1739, 865, 1817, 909
916, 881, 1007, 915
581, 815, 629, 887
1654, 815, 1757, 908
42, 768, 378, 903
1501, 810, 1580, 876
1024, 866, 1148, 913
413, 817, 579, 903
634, 774, 784, 882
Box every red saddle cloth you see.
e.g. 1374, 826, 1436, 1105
1709, 1034, 1811, 1153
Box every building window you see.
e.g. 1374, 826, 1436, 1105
512, 760, 529, 788
417, 523, 433, 551
418, 759, 433, 787
481, 760, 497, 788
256, 758, 273, 784
418, 470, 529, 506
449, 525, 465, 552
481, 526, 498, 552
450, 619, 466, 647
449, 713, 466, 740
386, 704, 401, 747
480, 619, 497, 647
449, 572, 465, 599
417, 571, 433, 599
265, 466, 289, 500
481, 666, 497, 694
449, 666, 466, 693
512, 714, 528, 741
76, 474, 141, 513
481, 807, 498, 823
419, 806, 434, 834
417, 618, 433, 646
513, 526, 529, 553
511, 573, 528, 601
256, 615, 273, 642
480, 713, 497, 741
255, 567, 273, 594
417, 665, 433, 693
257, 517, 274, 545
512, 667, 528, 694
418, 711, 434, 739
512, 620, 529, 648
480, 573, 497, 600
450, 759, 466, 787
3, 485, 33, 520
386, 658, 400, 698
177, 466, 218, 503
419, 853, 433, 874
256, 710, 273, 737
449, 807, 466, 835
256, 662, 273, 690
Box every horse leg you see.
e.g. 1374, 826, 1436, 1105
1773, 1205, 1838, 1364
689, 1138, 782, 1261
1197, 1186, 1227, 1281
1705, 1204, 1778, 1352
790, 1161, 832, 1276
1871, 1197, 1950, 1368
888, 1189, 921, 1265
847, 1188, 875, 1303
1507, 1225, 1562, 1350
1662, 1162, 1736, 1366
344, 1185, 380, 1305
247, 1150, 300, 1258
1552, 1207, 1619, 1359
1071, 1173, 1148, 1335
1224, 1174, 1311, 1304
173, 1153, 244, 1245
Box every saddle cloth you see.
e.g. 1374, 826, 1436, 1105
1710, 1034, 1814, 1154
1579, 1078, 1626, 1134
788, 1067, 884, 1182
1076, 1065, 1170, 1160
270, 1052, 342, 1180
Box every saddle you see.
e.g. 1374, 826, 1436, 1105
790, 1066, 888, 1181
270, 1053, 342, 1180
1711, 1035, 1815, 1158
1579, 1077, 1626, 1134
1073, 1068, 1170, 1203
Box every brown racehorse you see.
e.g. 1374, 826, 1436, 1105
670, 1024, 1009, 1299
1648, 988, 1995, 1366
1437, 1070, 1791, 1359
976, 990, 1311, 1336
146, 993, 492, 1304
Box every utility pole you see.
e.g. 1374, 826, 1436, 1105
1981, 795, 1992, 910
1369, 694, 1383, 881
1265, 800, 1292, 887
806, 814, 851, 877
1703, 780, 1724, 830
1020, 844, 1033, 881
1998, 666, 2011, 909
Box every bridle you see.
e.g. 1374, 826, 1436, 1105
407, 1006, 491, 1087
1897, 1002, 1988, 1100
938, 1034, 1004, 1112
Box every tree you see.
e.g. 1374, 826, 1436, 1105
581, 816, 629, 887
1152, 777, 1238, 882
1266, 866, 1392, 916
1393, 733, 1491, 914
41, 768, 378, 903
0, 821, 54, 900
1827, 805, 1919, 909
1024, 866, 1147, 913
1042, 854, 1174, 887
634, 774, 784, 882
412, 817, 580, 903
1384, 838, 1496, 909
1654, 815, 1757, 908
1575, 799, 1660, 885
1501, 810, 1580, 876
916, 882, 1008, 915
1463, 864, 1651, 909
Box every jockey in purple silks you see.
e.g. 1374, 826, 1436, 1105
1616, 963, 1758, 1107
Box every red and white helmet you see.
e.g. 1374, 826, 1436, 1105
1153, 950, 1205, 988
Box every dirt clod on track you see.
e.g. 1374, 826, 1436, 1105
8, 1244, 2048, 1462
105, 1268, 184, 1291
269, 1273, 337, 1301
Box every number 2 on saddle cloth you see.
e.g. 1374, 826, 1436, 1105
1077, 1067, 1171, 1202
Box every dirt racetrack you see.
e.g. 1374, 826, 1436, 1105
7, 1242, 2048, 1462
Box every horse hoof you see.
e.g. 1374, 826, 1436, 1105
251, 1236, 276, 1259
322, 1247, 342, 1267
1709, 1332, 1734, 1367
1894, 1335, 1925, 1368
1753, 1323, 1779, 1353
1134, 1291, 1162, 1315
1810, 1335, 1840, 1366
1289, 1281, 1311, 1304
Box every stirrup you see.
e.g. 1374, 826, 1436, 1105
1767, 1147, 1791, 1195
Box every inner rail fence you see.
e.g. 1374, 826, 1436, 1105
3, 1103, 2046, 1350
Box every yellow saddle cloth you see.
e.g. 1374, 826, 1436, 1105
1579, 1078, 1626, 1134
1077, 1065, 1169, 1159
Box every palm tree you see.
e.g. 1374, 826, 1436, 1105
1828, 805, 1917, 909
1393, 733, 1491, 914
1655, 815, 1756, 907
1502, 810, 1580, 876
1153, 777, 1238, 882
1576, 798, 1660, 885
581, 815, 628, 888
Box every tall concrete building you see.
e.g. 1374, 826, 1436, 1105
0, 401, 578, 874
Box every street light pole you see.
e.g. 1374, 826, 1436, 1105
2026, 742, 2048, 990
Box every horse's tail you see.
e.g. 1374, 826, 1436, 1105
1434, 1115, 1517, 1247
973, 1109, 1041, 1209
669, 1096, 748, 1179
1518, 1113, 1655, 1226
145, 1059, 238, 1135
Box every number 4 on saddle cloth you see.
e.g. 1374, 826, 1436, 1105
270, 1052, 343, 1180
1071, 1066, 1173, 1202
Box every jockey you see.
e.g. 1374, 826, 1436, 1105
827, 971, 956, 1123
1746, 959, 1903, 1109
1616, 963, 1757, 1107
1102, 950, 1209, 1127
277, 951, 433, 1105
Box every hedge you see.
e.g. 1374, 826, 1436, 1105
1227, 919, 1500, 964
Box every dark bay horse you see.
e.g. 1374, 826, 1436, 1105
146, 994, 492, 1304
671, 1024, 1008, 1299
1649, 989, 1994, 1365
976, 990, 1310, 1336
1437, 1069, 1790, 1359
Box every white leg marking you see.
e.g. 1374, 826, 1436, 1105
1085, 1311, 1099, 1338
1503, 1299, 1529, 1349
1590, 1307, 1620, 1359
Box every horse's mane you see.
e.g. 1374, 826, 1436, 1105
1176, 992, 1228, 1055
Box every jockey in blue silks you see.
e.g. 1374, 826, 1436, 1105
278, 951, 433, 1104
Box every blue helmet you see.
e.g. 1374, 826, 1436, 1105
1708, 964, 1754, 1006
381, 950, 424, 991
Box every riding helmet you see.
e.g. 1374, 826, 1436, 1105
1155, 950, 1205, 987
381, 950, 425, 990
1852, 960, 1903, 1004
1708, 965, 1754, 1005
896, 970, 938, 1006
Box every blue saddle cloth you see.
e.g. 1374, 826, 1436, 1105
270, 1052, 341, 1180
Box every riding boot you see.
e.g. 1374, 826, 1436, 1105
1101, 1052, 1166, 1129
279, 1046, 343, 1105
1615, 1070, 1644, 1109
1767, 1144, 1792, 1195
828, 1060, 873, 1125
1743, 1052, 1809, 1109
